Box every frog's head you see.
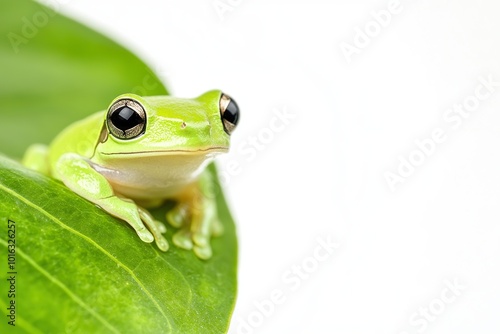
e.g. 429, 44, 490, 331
96, 90, 239, 158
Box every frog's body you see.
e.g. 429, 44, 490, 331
23, 90, 239, 259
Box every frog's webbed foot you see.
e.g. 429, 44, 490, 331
137, 206, 169, 251
167, 172, 223, 260
168, 205, 222, 260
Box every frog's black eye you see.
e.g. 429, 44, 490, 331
219, 93, 239, 135
107, 99, 146, 139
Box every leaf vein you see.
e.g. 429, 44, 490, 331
0, 182, 173, 331
0, 239, 120, 334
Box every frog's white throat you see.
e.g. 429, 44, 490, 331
90, 151, 222, 200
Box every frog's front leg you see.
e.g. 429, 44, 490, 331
54, 153, 169, 251
167, 170, 223, 260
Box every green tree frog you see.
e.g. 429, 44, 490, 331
22, 90, 239, 260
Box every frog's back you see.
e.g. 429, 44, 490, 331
48, 111, 105, 170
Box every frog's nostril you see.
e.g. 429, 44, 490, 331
181, 122, 187, 129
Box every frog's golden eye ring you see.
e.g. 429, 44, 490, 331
107, 99, 146, 140
219, 93, 239, 135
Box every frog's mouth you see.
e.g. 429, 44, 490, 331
99, 146, 228, 156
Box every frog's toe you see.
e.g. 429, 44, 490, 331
193, 232, 209, 248
137, 228, 155, 243
158, 221, 167, 234
167, 204, 188, 228
194, 244, 212, 260
173, 229, 193, 250
155, 234, 169, 252
137, 207, 167, 248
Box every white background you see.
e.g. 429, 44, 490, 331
52, 0, 500, 333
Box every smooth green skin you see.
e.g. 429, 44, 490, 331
23, 90, 231, 259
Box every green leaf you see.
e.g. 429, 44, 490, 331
0, 0, 237, 333
0, 156, 237, 333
